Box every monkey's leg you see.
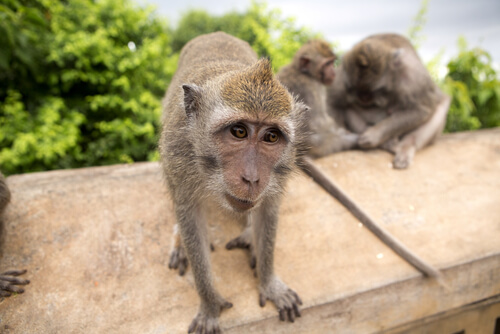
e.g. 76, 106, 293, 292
252, 201, 302, 323
392, 95, 450, 169
176, 205, 232, 334
168, 225, 189, 276
226, 217, 256, 269
0, 270, 30, 298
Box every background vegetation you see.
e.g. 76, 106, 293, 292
1, 0, 498, 175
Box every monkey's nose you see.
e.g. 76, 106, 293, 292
241, 175, 259, 186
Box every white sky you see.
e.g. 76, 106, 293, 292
140, 0, 500, 66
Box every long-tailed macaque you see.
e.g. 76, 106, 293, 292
0, 172, 30, 298
330, 33, 450, 169
277, 39, 358, 158
276, 39, 443, 281
160, 32, 306, 333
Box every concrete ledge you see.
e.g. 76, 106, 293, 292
0, 129, 499, 333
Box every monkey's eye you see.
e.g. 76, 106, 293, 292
230, 125, 247, 139
264, 130, 280, 143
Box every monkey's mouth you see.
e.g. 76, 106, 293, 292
225, 193, 255, 211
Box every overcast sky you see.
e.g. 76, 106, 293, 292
141, 0, 500, 66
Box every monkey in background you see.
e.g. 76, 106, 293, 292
277, 39, 358, 158
0, 171, 30, 298
161, 32, 305, 333
330, 33, 450, 169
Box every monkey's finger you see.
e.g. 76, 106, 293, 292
1, 269, 27, 276
0, 290, 12, 297
279, 308, 286, 321
4, 284, 24, 294
0, 276, 30, 285
210, 243, 215, 252
259, 293, 266, 307
222, 301, 233, 309
290, 289, 303, 305
288, 307, 295, 323
293, 303, 301, 318
225, 237, 249, 250
188, 319, 197, 334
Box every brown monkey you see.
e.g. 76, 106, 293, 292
330, 33, 450, 169
160, 32, 306, 333
277, 39, 358, 158
0, 172, 30, 298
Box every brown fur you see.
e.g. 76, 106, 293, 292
0, 172, 10, 216
160, 32, 306, 333
329, 33, 450, 168
278, 39, 358, 158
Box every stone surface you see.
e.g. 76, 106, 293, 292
0, 129, 499, 333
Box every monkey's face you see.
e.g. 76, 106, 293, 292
211, 118, 291, 213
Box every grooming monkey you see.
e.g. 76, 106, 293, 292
160, 32, 306, 333
274, 39, 442, 280
277, 39, 358, 158
0, 172, 30, 298
330, 33, 450, 169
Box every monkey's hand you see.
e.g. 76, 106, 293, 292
168, 244, 189, 276
259, 276, 302, 323
0, 269, 30, 298
188, 296, 233, 334
358, 126, 384, 148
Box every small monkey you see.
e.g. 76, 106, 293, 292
277, 39, 358, 158
160, 32, 306, 333
330, 33, 450, 169
0, 171, 30, 298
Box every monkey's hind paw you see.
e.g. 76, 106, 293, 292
188, 299, 233, 334
259, 277, 302, 323
226, 235, 256, 269
168, 245, 189, 276
0, 269, 30, 298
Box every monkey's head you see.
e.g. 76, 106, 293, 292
342, 38, 404, 108
182, 59, 308, 213
295, 39, 337, 86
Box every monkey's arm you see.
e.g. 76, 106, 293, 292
358, 108, 430, 148
345, 109, 370, 134
301, 157, 443, 281
175, 204, 232, 333
253, 199, 302, 322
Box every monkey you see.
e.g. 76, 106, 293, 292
274, 39, 443, 280
276, 39, 358, 158
0, 171, 30, 298
160, 32, 306, 333
329, 33, 451, 169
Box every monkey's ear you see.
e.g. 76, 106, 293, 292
182, 84, 202, 117
356, 54, 369, 68
299, 56, 311, 73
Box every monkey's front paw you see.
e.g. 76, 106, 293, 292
259, 277, 302, 323
168, 244, 189, 276
188, 298, 233, 334
358, 128, 383, 148
0, 269, 30, 298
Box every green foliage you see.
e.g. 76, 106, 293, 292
171, 0, 320, 70
407, 0, 428, 49
0, 0, 175, 175
442, 37, 500, 132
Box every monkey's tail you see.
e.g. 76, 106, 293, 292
302, 157, 447, 286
